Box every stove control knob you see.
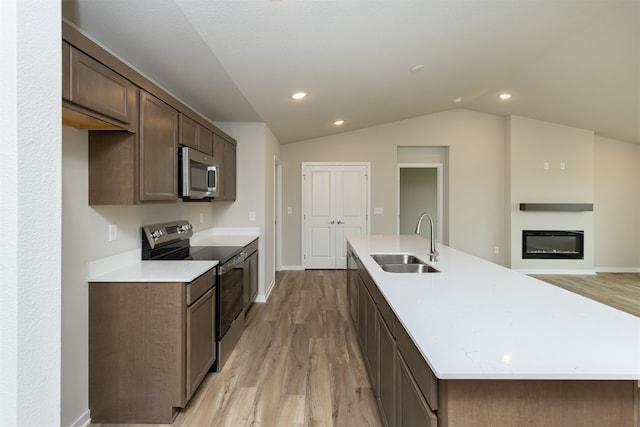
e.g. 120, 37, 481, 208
151, 230, 164, 239
177, 224, 192, 233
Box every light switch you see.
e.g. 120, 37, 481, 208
374, 207, 383, 215
287, 207, 292, 214
108, 224, 117, 241
249, 211, 256, 221
543, 162, 550, 170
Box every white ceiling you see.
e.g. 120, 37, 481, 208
62, 0, 639, 145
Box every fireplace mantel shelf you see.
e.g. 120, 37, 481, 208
519, 203, 593, 212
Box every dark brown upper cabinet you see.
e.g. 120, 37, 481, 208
62, 41, 137, 132
138, 91, 179, 202
213, 134, 237, 202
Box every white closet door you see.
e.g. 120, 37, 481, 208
335, 166, 368, 269
303, 163, 368, 269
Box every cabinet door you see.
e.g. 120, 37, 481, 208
248, 251, 258, 302
396, 350, 438, 427
223, 140, 236, 201
186, 288, 215, 400
64, 44, 136, 129
180, 114, 199, 150
213, 134, 226, 199
242, 250, 259, 310
139, 90, 179, 201
378, 311, 396, 427
346, 250, 359, 327
358, 275, 378, 391
199, 127, 214, 156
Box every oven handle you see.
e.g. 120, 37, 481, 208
218, 251, 246, 275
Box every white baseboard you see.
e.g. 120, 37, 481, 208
281, 265, 304, 271
68, 410, 91, 427
594, 267, 640, 273
517, 269, 597, 275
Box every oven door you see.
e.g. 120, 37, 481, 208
217, 252, 245, 339
180, 146, 217, 199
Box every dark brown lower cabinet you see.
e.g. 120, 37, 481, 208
396, 350, 438, 427
89, 271, 215, 423
349, 257, 639, 427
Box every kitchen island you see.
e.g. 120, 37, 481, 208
347, 234, 639, 427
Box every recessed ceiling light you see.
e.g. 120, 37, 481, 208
499, 93, 512, 100
452, 97, 463, 104
333, 119, 345, 126
291, 91, 307, 100
410, 64, 425, 73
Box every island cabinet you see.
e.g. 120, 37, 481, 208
213, 134, 237, 201
350, 249, 399, 427
62, 41, 137, 132
348, 246, 640, 427
89, 271, 216, 424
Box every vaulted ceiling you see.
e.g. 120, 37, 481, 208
62, 0, 639, 145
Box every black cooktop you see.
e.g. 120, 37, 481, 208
188, 246, 243, 264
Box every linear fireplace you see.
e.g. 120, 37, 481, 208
522, 230, 584, 259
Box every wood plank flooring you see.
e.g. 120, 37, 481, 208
531, 273, 640, 317
91, 270, 638, 426
92, 269, 382, 427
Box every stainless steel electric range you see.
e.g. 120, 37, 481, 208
141, 220, 246, 371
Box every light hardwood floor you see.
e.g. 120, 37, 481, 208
532, 272, 640, 317
92, 269, 382, 427
91, 270, 639, 426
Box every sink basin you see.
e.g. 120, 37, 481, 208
370, 253, 440, 273
371, 253, 420, 265
381, 263, 440, 273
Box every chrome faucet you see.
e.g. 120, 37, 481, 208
415, 213, 439, 261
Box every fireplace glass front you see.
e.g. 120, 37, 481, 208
522, 230, 584, 259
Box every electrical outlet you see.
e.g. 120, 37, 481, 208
374, 207, 383, 215
543, 162, 550, 170
249, 211, 256, 221
560, 161, 566, 170
494, 246, 500, 254
287, 207, 292, 214
199, 213, 204, 224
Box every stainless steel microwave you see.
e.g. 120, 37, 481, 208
179, 147, 218, 199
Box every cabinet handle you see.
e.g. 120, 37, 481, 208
329, 220, 335, 224
337, 220, 344, 224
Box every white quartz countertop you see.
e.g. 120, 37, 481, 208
88, 227, 259, 282
347, 234, 640, 380
89, 260, 217, 283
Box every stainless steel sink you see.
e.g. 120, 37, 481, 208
381, 263, 439, 273
370, 253, 440, 273
371, 253, 419, 265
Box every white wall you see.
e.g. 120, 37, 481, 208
1, 1, 62, 425
281, 109, 507, 267
508, 116, 595, 271
594, 136, 640, 270
212, 122, 282, 299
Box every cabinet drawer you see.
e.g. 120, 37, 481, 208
397, 321, 438, 411
187, 270, 215, 305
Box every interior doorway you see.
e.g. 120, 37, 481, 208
398, 164, 444, 243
